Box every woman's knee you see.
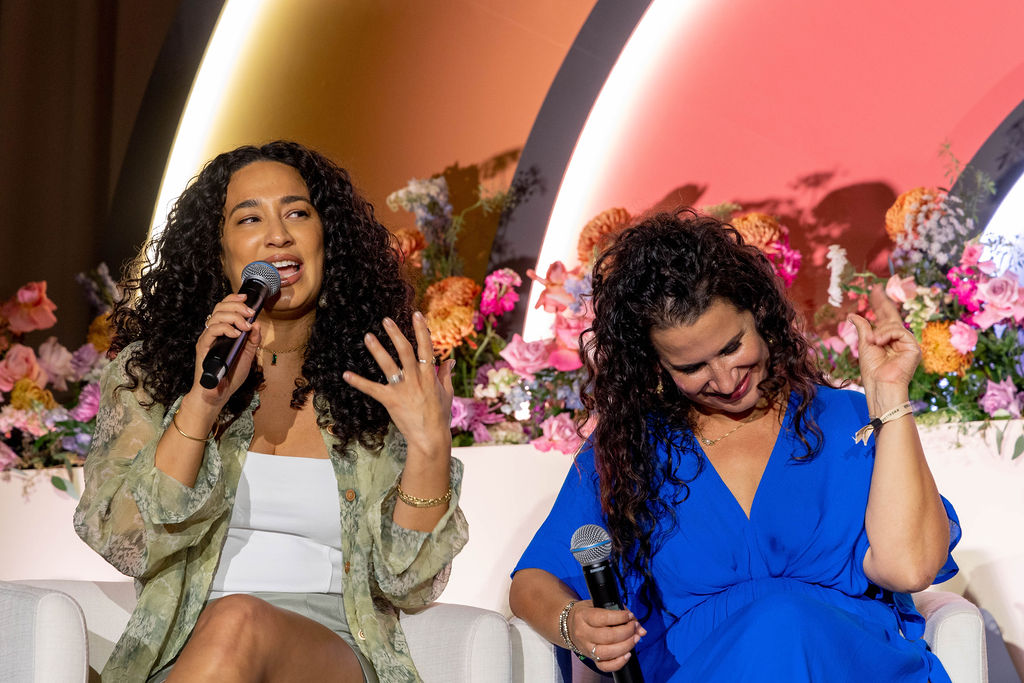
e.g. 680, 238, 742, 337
191, 594, 276, 656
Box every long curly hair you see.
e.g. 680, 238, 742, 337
581, 210, 827, 616
112, 140, 413, 454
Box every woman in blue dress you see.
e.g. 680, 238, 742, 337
510, 211, 960, 681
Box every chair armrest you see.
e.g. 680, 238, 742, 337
401, 602, 511, 682
508, 616, 607, 683
0, 580, 89, 683
913, 590, 988, 683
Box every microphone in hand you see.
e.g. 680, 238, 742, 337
199, 261, 281, 390
570, 524, 644, 683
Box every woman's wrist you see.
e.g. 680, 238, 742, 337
863, 383, 911, 418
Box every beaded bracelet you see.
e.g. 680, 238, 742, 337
558, 600, 586, 661
395, 483, 452, 508
853, 401, 914, 445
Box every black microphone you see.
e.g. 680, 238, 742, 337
199, 261, 281, 389
570, 524, 644, 683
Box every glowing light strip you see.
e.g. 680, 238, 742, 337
981, 170, 1024, 279
148, 0, 265, 242
522, 0, 709, 341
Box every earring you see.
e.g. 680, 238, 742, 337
318, 292, 328, 308
655, 374, 664, 396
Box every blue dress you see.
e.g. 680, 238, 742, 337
513, 386, 960, 682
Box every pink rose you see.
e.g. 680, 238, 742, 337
531, 413, 581, 454
885, 275, 917, 304
0, 282, 57, 333
37, 336, 74, 391
500, 334, 551, 380
976, 275, 1018, 310
978, 378, 1023, 418
960, 243, 983, 267
553, 311, 588, 351
948, 321, 978, 355
836, 320, 859, 358
0, 344, 48, 392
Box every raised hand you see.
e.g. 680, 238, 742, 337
343, 312, 455, 459
569, 601, 645, 673
846, 285, 921, 402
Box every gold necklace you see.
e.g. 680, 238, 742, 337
696, 406, 768, 447
258, 342, 307, 365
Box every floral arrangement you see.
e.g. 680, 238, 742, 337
388, 178, 806, 453
0, 266, 117, 494
818, 180, 1024, 455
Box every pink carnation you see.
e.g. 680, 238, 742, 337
0, 344, 48, 392
769, 241, 801, 287
479, 268, 522, 318
499, 334, 551, 380
978, 378, 1023, 418
948, 321, 978, 355
531, 412, 582, 454
885, 275, 917, 304
0, 282, 57, 334
70, 382, 101, 422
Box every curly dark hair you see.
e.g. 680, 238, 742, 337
112, 140, 413, 454
580, 209, 828, 617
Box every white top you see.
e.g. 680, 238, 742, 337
209, 451, 344, 598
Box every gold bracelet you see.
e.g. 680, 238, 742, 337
172, 414, 216, 442
395, 483, 452, 508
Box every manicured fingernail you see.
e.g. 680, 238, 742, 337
639, 627, 647, 636
365, 333, 374, 344
342, 371, 351, 382
383, 317, 395, 327
414, 311, 424, 321
623, 653, 631, 661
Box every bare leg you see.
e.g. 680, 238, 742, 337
166, 594, 366, 682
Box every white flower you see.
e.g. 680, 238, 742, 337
826, 244, 848, 307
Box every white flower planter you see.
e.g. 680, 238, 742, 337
2, 430, 1022, 670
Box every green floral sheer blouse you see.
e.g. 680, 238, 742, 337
74, 343, 468, 682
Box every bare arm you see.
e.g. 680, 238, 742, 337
344, 312, 456, 532
509, 568, 644, 673
155, 293, 259, 487
849, 287, 950, 592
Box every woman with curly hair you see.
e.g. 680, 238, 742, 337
510, 211, 960, 681
75, 141, 466, 682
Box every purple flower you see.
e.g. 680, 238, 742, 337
978, 377, 1024, 418
70, 343, 100, 380
450, 397, 504, 442
61, 431, 92, 456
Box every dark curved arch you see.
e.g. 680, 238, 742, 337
488, 0, 653, 331
103, 0, 225, 276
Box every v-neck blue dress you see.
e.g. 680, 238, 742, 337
513, 386, 960, 682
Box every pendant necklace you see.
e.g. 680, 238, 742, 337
258, 342, 306, 365
697, 405, 769, 447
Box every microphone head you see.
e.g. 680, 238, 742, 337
570, 524, 612, 566
241, 261, 282, 296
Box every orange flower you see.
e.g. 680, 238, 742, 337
577, 208, 631, 264
920, 320, 972, 375
425, 305, 475, 358
885, 187, 943, 242
392, 227, 427, 269
0, 281, 57, 333
423, 276, 480, 313
87, 313, 113, 354
10, 377, 57, 410
731, 213, 783, 253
